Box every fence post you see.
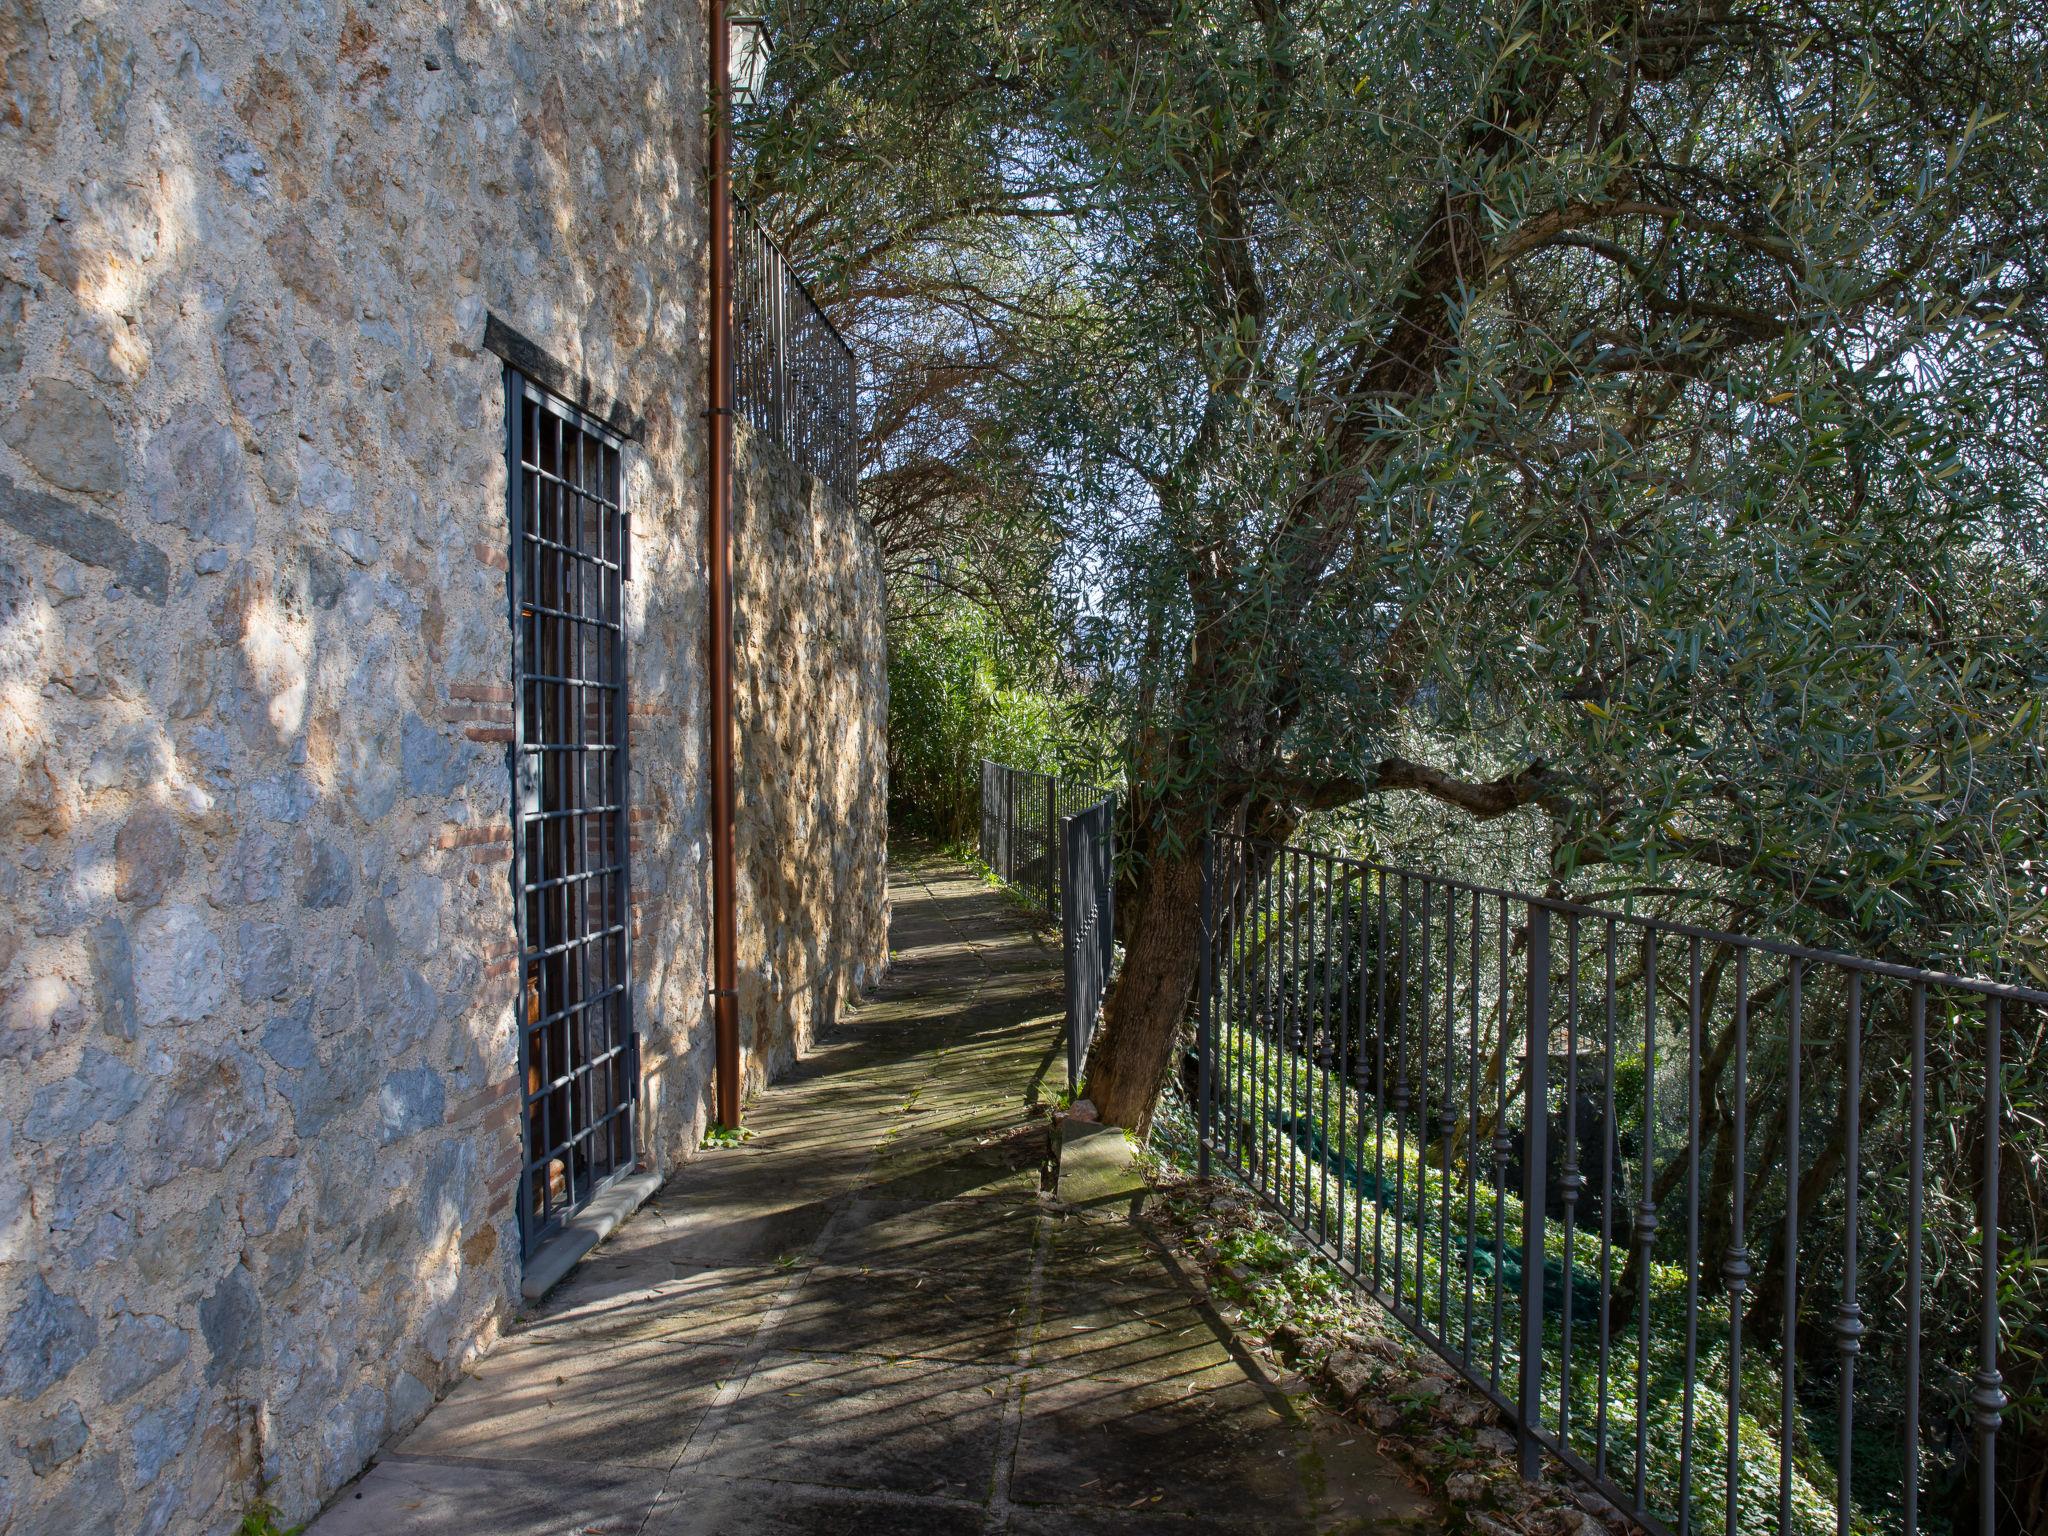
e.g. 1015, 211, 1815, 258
983, 761, 999, 872
1005, 768, 1017, 884
1102, 794, 1116, 973
1518, 903, 1551, 1483
1047, 775, 1059, 918
1062, 811, 1079, 1092
1197, 830, 1215, 1179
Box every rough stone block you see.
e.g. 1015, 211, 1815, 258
211, 828, 286, 907
237, 919, 294, 1002
22, 1045, 144, 1142
265, 1004, 369, 1139
85, 916, 138, 1042
0, 472, 167, 602
114, 804, 185, 907
298, 839, 355, 910
41, 1141, 129, 1240
16, 1399, 87, 1474
198, 1266, 259, 1385
0, 1274, 98, 1402
132, 904, 227, 1026
241, 1155, 300, 1237
317, 1385, 387, 1494
103, 1312, 190, 1404
402, 713, 466, 798
146, 1045, 267, 1187
378, 1065, 445, 1144
126, 1386, 198, 1489
2, 378, 126, 497
387, 1371, 432, 1431
145, 416, 255, 547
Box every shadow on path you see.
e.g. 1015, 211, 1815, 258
309, 844, 1439, 1535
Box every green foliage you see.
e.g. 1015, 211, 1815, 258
700, 1122, 757, 1149
1156, 1063, 1859, 1536
757, 0, 2048, 1514
237, 1503, 303, 1536
753, 0, 2048, 954
886, 598, 1072, 837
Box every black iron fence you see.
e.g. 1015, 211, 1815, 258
733, 200, 857, 503
1192, 830, 2045, 1536
1062, 796, 1116, 1090
978, 760, 1117, 1088
978, 759, 1114, 920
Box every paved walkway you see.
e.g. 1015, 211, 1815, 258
313, 847, 1432, 1535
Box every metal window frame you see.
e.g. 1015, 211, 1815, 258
505, 365, 639, 1264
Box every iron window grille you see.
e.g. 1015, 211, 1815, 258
506, 369, 638, 1261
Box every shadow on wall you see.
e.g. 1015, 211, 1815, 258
731, 421, 890, 1092
0, 0, 723, 1529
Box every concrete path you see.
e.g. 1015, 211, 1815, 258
311, 846, 1433, 1535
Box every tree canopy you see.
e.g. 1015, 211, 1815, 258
743, 4, 2048, 1521
748, 0, 2048, 1122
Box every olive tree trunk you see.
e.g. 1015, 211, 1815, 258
1082, 836, 1205, 1131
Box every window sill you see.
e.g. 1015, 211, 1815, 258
519, 1169, 663, 1302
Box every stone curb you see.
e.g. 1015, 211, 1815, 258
1052, 1118, 1148, 1222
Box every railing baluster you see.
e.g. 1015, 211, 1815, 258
1288, 846, 1305, 1215
1374, 874, 1391, 1294
1045, 774, 1057, 917
1395, 872, 1412, 1314
1779, 959, 1803, 1536
1264, 847, 1282, 1204
1974, 995, 2005, 1536
1834, 971, 1864, 1536
1560, 915, 1582, 1449
1336, 861, 1354, 1273
1197, 831, 1215, 1180
1321, 855, 1338, 1246
1352, 868, 1373, 1281
1464, 889, 1482, 1358
1417, 877, 1434, 1330
1440, 881, 1456, 1337
1492, 894, 1512, 1393
1596, 918, 1617, 1483
1904, 980, 1924, 1536
1635, 931, 1659, 1519
1723, 949, 1752, 1536
1519, 902, 1552, 1481
1679, 935, 1703, 1535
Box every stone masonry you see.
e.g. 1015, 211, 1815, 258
733, 420, 889, 1093
0, 3, 886, 1533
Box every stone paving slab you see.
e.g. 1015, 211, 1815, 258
525, 1264, 791, 1347
647, 1476, 989, 1536
1008, 1371, 1310, 1517
396, 1337, 748, 1470
771, 1262, 1033, 1364
305, 1455, 664, 1536
693, 1349, 1012, 1498
308, 846, 1439, 1535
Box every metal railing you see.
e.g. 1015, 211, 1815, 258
978, 760, 1117, 1087
733, 200, 858, 503
978, 760, 1114, 920
1192, 830, 2045, 1536
1061, 796, 1116, 1090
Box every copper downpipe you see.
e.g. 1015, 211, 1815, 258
708, 0, 742, 1129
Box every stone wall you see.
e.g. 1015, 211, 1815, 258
732, 423, 889, 1090
0, 0, 745, 1530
